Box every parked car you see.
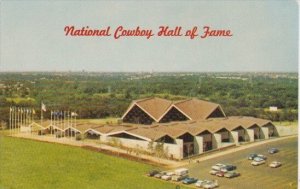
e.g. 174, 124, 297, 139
268, 148, 279, 154
154, 171, 166, 178
182, 177, 198, 184
211, 163, 226, 171
161, 172, 174, 180
147, 170, 160, 177
172, 174, 188, 181
248, 153, 258, 160
253, 156, 266, 162
220, 165, 237, 172
257, 154, 267, 160
161, 174, 172, 180
269, 161, 282, 168
215, 171, 225, 177
195, 180, 210, 188
251, 158, 266, 166
209, 169, 219, 175
224, 171, 240, 178
202, 180, 219, 189
174, 168, 189, 176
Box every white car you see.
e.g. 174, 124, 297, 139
269, 161, 282, 168
161, 171, 174, 180
154, 171, 166, 178
251, 158, 266, 166
211, 163, 226, 171
195, 180, 210, 188
172, 174, 188, 181
209, 170, 219, 175
257, 154, 267, 160
161, 174, 172, 180
174, 168, 189, 176
203, 180, 219, 189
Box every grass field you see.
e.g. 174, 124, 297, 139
273, 120, 298, 127
0, 136, 187, 189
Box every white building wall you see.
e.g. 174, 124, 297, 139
261, 127, 269, 139
213, 133, 221, 149
246, 129, 254, 142
194, 136, 203, 154
103, 136, 183, 159
175, 139, 184, 159
230, 131, 239, 145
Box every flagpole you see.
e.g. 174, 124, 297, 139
74, 112, 77, 140
41, 102, 43, 127
9, 107, 12, 135
68, 111, 70, 139
50, 110, 52, 137
20, 107, 22, 133
31, 108, 34, 135
70, 111, 73, 140
14, 107, 16, 134
63, 111, 65, 138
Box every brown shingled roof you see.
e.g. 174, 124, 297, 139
136, 97, 173, 120
128, 127, 170, 141
173, 98, 225, 120
121, 97, 173, 121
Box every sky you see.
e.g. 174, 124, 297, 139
0, 1, 298, 72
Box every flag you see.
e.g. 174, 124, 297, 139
71, 112, 78, 117
41, 102, 46, 112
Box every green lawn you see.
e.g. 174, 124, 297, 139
273, 120, 298, 127
0, 136, 187, 189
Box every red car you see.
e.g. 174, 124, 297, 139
215, 171, 225, 177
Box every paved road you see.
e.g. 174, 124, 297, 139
186, 137, 297, 189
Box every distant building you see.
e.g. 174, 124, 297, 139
269, 106, 278, 112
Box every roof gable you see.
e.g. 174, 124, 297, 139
173, 98, 225, 120
122, 97, 172, 121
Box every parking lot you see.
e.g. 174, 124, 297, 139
186, 136, 297, 189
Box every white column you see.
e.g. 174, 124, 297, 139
246, 129, 254, 142
261, 127, 269, 139
175, 138, 184, 160
194, 136, 204, 154
230, 131, 239, 145
213, 133, 221, 149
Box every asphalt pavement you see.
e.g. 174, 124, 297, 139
185, 136, 297, 189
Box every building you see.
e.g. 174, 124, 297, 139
27, 97, 279, 160
80, 116, 278, 160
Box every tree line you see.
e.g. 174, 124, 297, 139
0, 72, 297, 124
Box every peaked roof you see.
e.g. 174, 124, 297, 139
128, 127, 171, 141
121, 97, 173, 121
173, 98, 225, 120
